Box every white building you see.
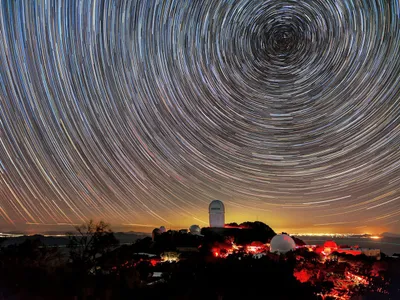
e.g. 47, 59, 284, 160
270, 234, 296, 254
361, 248, 381, 259
209, 200, 225, 228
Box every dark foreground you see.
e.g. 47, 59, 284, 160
0, 222, 399, 299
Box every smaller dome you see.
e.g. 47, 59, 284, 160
152, 228, 161, 241
323, 240, 338, 255
270, 234, 296, 254
159, 226, 166, 233
324, 240, 338, 249
189, 225, 201, 235
152, 228, 161, 235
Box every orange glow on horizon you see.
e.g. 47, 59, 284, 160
7, 207, 393, 236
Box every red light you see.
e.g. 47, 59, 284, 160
150, 259, 158, 266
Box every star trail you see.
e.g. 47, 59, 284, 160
0, 0, 399, 233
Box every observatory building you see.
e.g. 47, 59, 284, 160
152, 228, 161, 241
209, 200, 225, 228
323, 240, 338, 255
189, 224, 201, 235
270, 234, 296, 254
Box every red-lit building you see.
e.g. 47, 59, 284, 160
323, 240, 338, 255
310, 240, 381, 259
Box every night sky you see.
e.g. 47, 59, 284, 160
0, 0, 399, 234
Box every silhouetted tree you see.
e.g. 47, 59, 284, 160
67, 220, 119, 272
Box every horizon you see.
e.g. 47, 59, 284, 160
0, 199, 399, 234
1, 221, 398, 237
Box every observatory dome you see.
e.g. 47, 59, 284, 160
270, 234, 296, 254
323, 240, 338, 249
209, 200, 225, 228
152, 228, 161, 241
209, 200, 225, 212
323, 240, 338, 254
189, 225, 201, 235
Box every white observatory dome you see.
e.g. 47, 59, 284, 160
189, 224, 201, 235
159, 226, 166, 233
209, 200, 225, 228
270, 234, 296, 254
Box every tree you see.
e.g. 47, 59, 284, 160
67, 220, 119, 272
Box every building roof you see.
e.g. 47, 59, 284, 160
324, 240, 338, 249
209, 200, 225, 213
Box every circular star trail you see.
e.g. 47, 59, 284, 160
0, 0, 399, 232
